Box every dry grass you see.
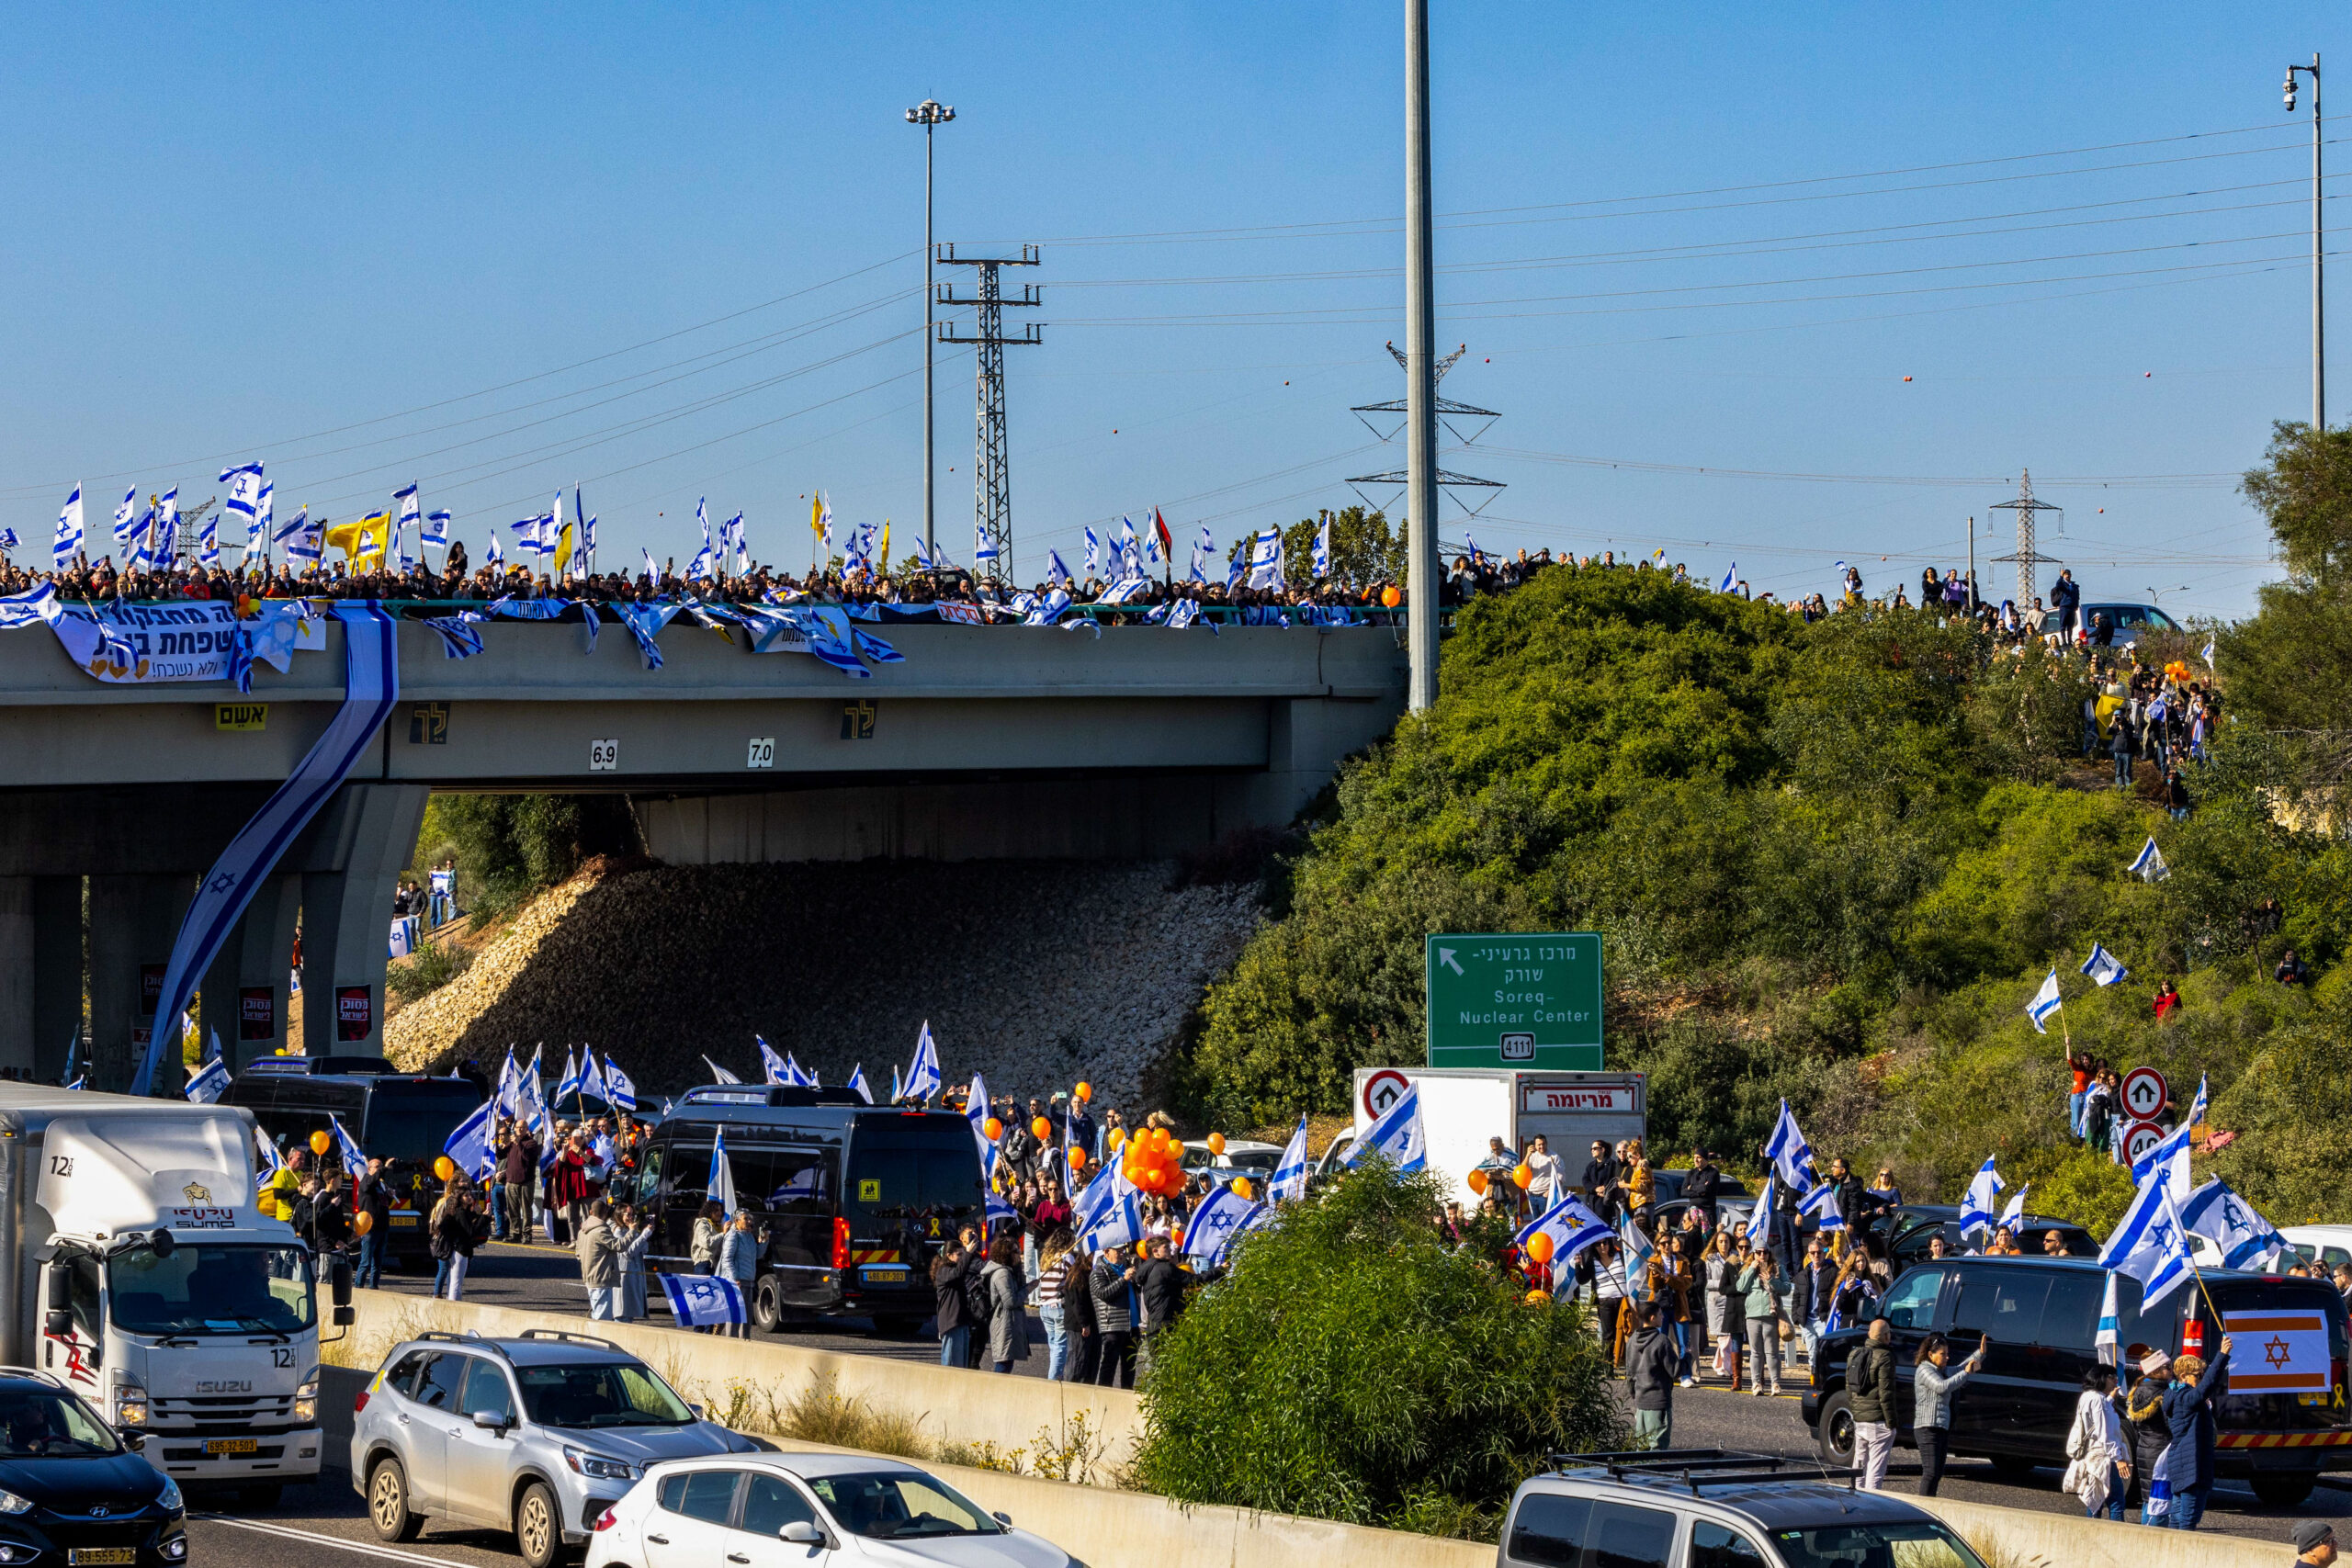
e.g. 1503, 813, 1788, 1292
763, 1374, 932, 1460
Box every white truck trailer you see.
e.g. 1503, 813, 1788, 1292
0, 1083, 353, 1503
1344, 1066, 1646, 1205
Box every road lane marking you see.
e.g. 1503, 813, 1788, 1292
196, 1515, 497, 1568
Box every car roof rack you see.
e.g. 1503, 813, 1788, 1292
515, 1329, 622, 1351
412, 1329, 509, 1357
1547, 1450, 1860, 1493
0, 1365, 62, 1388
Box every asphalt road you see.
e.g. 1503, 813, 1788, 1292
186, 1247, 2347, 1558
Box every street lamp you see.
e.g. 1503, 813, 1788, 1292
906, 98, 955, 558
2285, 56, 2324, 429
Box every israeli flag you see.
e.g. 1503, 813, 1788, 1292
422, 613, 485, 660
784, 1053, 817, 1089
1269, 1115, 1311, 1203
443, 1098, 497, 1182
1184, 1184, 1268, 1270
697, 1054, 741, 1086
220, 464, 261, 524
2181, 1177, 2287, 1271
2132, 1076, 2204, 1201
1763, 1100, 1819, 1194
2080, 943, 2129, 987
725, 512, 748, 574
1246, 529, 1283, 590
494, 1048, 523, 1121
905, 1021, 943, 1103
1798, 1181, 1846, 1232
1518, 1192, 1617, 1263
424, 510, 450, 547
1341, 1084, 1426, 1173
1115, 515, 1140, 574
2202, 637, 2216, 668
327, 1112, 369, 1181
254, 481, 273, 549
1741, 1174, 1780, 1250
661, 1271, 746, 1328
846, 1064, 873, 1105
556, 1048, 583, 1107
2095, 1269, 2121, 1366
579, 1051, 610, 1109
973, 516, 998, 563
1958, 1156, 2005, 1239
603, 1055, 637, 1111
389, 915, 419, 958
758, 1036, 791, 1085
2099, 1176, 2195, 1310
2142, 1446, 2175, 1520
1718, 561, 1738, 593
394, 482, 420, 547
184, 1054, 230, 1105
518, 1044, 547, 1122
108, 487, 138, 548
1046, 548, 1072, 588
1078, 1178, 1143, 1253
709, 1125, 739, 1215
1188, 525, 1214, 584
51, 486, 83, 568
1617, 1206, 1657, 1302
2026, 970, 2064, 1033
1996, 1183, 2031, 1235
964, 1071, 995, 1167
2129, 837, 2170, 883
253, 1123, 285, 1190
1313, 516, 1331, 578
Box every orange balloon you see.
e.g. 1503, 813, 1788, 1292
1207, 1133, 1226, 1156
1075, 1082, 1092, 1103
1467, 1168, 1490, 1195
1382, 585, 1402, 608
352, 1211, 374, 1236
434, 1156, 456, 1181
1111, 1128, 1126, 1150
1032, 1117, 1052, 1141
982, 1117, 1003, 1141
1171, 1226, 1185, 1248
1525, 1288, 1549, 1304
1512, 1163, 1533, 1190
310, 1130, 332, 1156
1069, 1148, 1088, 1172
1526, 1233, 1555, 1264
1230, 1178, 1254, 1201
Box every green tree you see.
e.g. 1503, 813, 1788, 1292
1131, 1162, 1619, 1537
1275, 505, 1404, 592
413, 794, 639, 920
2229, 421, 2352, 787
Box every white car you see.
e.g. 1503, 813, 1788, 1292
586, 1452, 1078, 1568
2188, 1222, 2352, 1273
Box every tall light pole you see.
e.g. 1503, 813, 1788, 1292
2287, 57, 2324, 430
1403, 0, 1440, 712
906, 98, 955, 557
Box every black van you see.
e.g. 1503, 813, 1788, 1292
1804, 1255, 2352, 1506
625, 1086, 987, 1335
225, 1057, 487, 1269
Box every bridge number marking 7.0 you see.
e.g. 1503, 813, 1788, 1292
588, 738, 618, 772
746, 737, 775, 769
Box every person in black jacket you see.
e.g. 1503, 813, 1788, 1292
1790, 1235, 1838, 1365
931, 1229, 978, 1370
1625, 1305, 1679, 1450
353, 1157, 395, 1289
1060, 1246, 1101, 1384
1132, 1236, 1188, 1373
1091, 1244, 1138, 1389
1683, 1150, 1723, 1231
1848, 1318, 1899, 1491
1581, 1142, 1621, 1224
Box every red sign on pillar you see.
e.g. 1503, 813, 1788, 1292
334, 986, 373, 1043
238, 987, 277, 1042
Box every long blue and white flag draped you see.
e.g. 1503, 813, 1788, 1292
132, 605, 401, 1095
421, 609, 487, 660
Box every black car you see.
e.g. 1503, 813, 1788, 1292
1804, 1255, 2352, 1507
1869, 1204, 2098, 1265
0, 1373, 187, 1565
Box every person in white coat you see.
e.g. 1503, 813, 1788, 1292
2064, 1363, 2132, 1519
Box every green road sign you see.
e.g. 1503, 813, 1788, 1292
1425, 931, 1603, 1069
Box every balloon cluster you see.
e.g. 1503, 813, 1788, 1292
1123, 1125, 1186, 1194
2165, 660, 2192, 683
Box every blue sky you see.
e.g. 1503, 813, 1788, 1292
0, 3, 2342, 618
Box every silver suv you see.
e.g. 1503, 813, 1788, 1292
350, 1329, 760, 1568
1498, 1451, 1989, 1568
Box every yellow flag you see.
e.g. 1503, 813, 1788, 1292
326, 513, 391, 568
878, 520, 890, 569
555, 521, 575, 575
809, 491, 824, 538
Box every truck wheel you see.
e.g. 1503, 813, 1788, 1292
514, 1479, 562, 1568
752, 1276, 785, 1333
2252, 1472, 2318, 1508
1814, 1391, 1856, 1467
368, 1458, 422, 1542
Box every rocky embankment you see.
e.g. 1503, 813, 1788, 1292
384, 860, 1261, 1112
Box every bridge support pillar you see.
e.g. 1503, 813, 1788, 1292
299, 784, 430, 1058
31, 876, 80, 1084
88, 874, 192, 1093
0, 880, 31, 1077
202, 873, 300, 1071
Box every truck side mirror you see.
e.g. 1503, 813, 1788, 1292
334, 1306, 355, 1326
332, 1259, 353, 1307
45, 1269, 69, 1313
42, 1311, 70, 1339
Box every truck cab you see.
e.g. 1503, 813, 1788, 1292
3, 1086, 353, 1505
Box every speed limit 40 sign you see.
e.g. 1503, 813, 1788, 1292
2120, 1118, 2169, 1166
2120, 1066, 2170, 1122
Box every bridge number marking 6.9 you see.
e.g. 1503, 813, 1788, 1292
746, 737, 775, 769
588, 738, 618, 772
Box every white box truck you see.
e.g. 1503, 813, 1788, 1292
0, 1083, 352, 1504
1342, 1067, 1646, 1205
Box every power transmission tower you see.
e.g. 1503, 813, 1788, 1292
1346, 341, 1505, 521
936, 243, 1041, 582
1989, 468, 2064, 606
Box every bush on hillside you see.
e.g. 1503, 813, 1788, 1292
413, 794, 640, 919
1131, 1161, 1619, 1537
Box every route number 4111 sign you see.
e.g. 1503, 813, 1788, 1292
1425, 932, 1604, 1070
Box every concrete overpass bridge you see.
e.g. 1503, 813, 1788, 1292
0, 616, 1407, 1087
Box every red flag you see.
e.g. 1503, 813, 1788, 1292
1153, 508, 1173, 563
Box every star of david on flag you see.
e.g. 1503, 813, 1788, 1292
660, 1272, 746, 1328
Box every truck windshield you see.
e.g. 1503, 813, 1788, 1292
361, 1084, 489, 1163
107, 1244, 315, 1337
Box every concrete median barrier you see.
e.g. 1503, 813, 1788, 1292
1909, 1494, 2284, 1568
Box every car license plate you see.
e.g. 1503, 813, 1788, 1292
204, 1438, 258, 1456
70, 1551, 137, 1564
863, 1267, 908, 1284
391, 1214, 419, 1227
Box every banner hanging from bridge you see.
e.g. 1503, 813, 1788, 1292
43, 596, 243, 683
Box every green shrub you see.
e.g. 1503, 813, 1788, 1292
387, 941, 472, 1004
1130, 1161, 1620, 1536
